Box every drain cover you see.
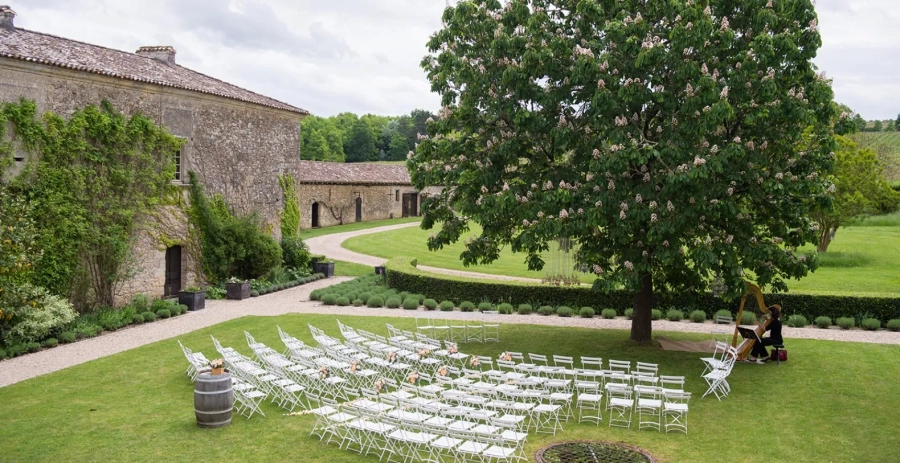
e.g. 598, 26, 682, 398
535, 441, 656, 463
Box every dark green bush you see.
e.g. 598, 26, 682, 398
740, 311, 757, 325
42, 338, 58, 348
538, 306, 554, 316
281, 235, 311, 270
251, 290, 259, 297
310, 289, 323, 301
624, 308, 634, 319
601, 308, 617, 319
132, 313, 145, 324
861, 318, 881, 331
423, 299, 438, 310
320, 293, 337, 305
497, 303, 514, 314
814, 316, 832, 329
129, 294, 150, 313
517, 304, 533, 315
651, 309, 662, 320
836, 317, 855, 329
156, 309, 171, 319
689, 310, 707, 323
579, 307, 595, 318
557, 306, 574, 317
169, 305, 182, 316
714, 309, 733, 320
336, 296, 351, 306
385, 297, 402, 309
402, 298, 420, 310
367, 295, 385, 308
26, 342, 41, 353
787, 315, 808, 328
0, 348, 6, 359
666, 309, 684, 322
398, 291, 410, 301
352, 299, 363, 306
7, 344, 25, 357
150, 299, 170, 313
76, 325, 100, 338
478, 302, 494, 312
459, 301, 475, 312
886, 319, 900, 331
440, 300, 455, 311
143, 311, 157, 322
59, 332, 76, 343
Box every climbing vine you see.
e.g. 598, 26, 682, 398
278, 173, 300, 239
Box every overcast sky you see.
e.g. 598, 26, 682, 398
11, 0, 900, 119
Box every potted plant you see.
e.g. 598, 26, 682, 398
178, 286, 206, 311
225, 277, 251, 300
314, 260, 335, 277
209, 358, 225, 376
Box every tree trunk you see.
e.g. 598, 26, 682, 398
630, 271, 654, 344
817, 225, 838, 252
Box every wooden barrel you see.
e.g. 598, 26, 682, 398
194, 372, 233, 428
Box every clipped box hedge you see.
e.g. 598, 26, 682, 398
384, 258, 900, 323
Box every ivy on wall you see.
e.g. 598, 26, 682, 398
278, 173, 300, 239
0, 99, 182, 310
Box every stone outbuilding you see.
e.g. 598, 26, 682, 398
0, 6, 308, 301
294, 160, 422, 228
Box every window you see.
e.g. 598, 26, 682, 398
173, 148, 182, 182
396, 189, 400, 201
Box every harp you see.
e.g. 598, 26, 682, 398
731, 282, 781, 360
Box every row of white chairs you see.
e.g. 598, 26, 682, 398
414, 316, 500, 343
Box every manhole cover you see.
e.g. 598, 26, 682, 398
535, 441, 656, 463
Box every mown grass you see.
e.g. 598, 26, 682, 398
846, 211, 900, 227
332, 258, 376, 277
0, 314, 897, 462
298, 216, 421, 240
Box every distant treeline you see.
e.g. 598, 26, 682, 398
300, 109, 435, 163
852, 113, 900, 132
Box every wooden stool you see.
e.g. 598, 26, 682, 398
771, 344, 785, 365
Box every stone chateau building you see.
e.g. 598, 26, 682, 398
0, 6, 424, 302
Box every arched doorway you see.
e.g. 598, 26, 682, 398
355, 197, 362, 222
311, 202, 320, 228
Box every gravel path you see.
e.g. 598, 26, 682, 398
2, 222, 897, 388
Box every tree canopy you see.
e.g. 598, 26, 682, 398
411, 0, 837, 342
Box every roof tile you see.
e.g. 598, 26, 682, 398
295, 161, 411, 185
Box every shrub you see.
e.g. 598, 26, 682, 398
142, 311, 157, 322
251, 290, 259, 297
666, 309, 684, 321
440, 300, 455, 311
0, 348, 6, 359
579, 307, 595, 318
97, 308, 127, 331
497, 303, 514, 314
538, 306, 554, 316
177, 304, 188, 314
886, 319, 900, 332
129, 294, 150, 313
836, 317, 855, 329
601, 308, 617, 319
740, 311, 757, 325
478, 302, 494, 312
367, 295, 385, 308
402, 298, 419, 310
59, 332, 76, 343
651, 309, 662, 320
321, 294, 338, 305
352, 298, 364, 307
786, 315, 808, 328
814, 316, 832, 329
336, 296, 351, 307
6, 344, 25, 357
689, 310, 707, 323
557, 306, 574, 317
459, 301, 475, 312
517, 304, 533, 315
1, 283, 78, 345
310, 289, 323, 301
132, 313, 145, 324
714, 309, 733, 320
42, 338, 58, 348
76, 325, 100, 338
150, 299, 170, 313
169, 305, 182, 316
26, 342, 41, 353
861, 318, 881, 331
281, 235, 311, 270
423, 299, 438, 310
156, 309, 171, 319
625, 308, 634, 319
399, 291, 410, 301
385, 297, 402, 309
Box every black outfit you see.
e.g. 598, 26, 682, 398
751, 318, 783, 358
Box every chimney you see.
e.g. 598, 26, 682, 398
0, 5, 15, 31
135, 46, 176, 65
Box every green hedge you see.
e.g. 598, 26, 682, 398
384, 258, 900, 323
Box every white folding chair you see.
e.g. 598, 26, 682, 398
483, 318, 500, 343
634, 385, 664, 432
608, 359, 631, 374
606, 383, 634, 428
702, 346, 738, 400
700, 340, 730, 376
576, 381, 603, 424
659, 375, 685, 394
663, 391, 691, 434
467, 319, 484, 343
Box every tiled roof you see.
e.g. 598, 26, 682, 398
0, 26, 309, 115
295, 161, 412, 185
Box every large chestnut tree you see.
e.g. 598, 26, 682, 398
411, 0, 836, 343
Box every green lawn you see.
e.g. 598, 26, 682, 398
298, 216, 421, 241
1, 314, 898, 462
344, 223, 900, 295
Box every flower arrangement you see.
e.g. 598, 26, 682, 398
209, 358, 225, 369
374, 379, 385, 392
448, 345, 459, 354
499, 352, 512, 362
408, 371, 420, 385
319, 365, 329, 379
386, 351, 398, 363
350, 360, 360, 373
437, 366, 449, 377
417, 348, 430, 359
226, 277, 247, 284
469, 356, 481, 367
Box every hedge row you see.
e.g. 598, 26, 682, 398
384, 258, 900, 323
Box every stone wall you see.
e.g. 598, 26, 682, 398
296, 183, 421, 229
0, 59, 302, 303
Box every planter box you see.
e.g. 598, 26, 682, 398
179, 291, 206, 311
315, 261, 335, 277
374, 265, 386, 275
226, 282, 251, 300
